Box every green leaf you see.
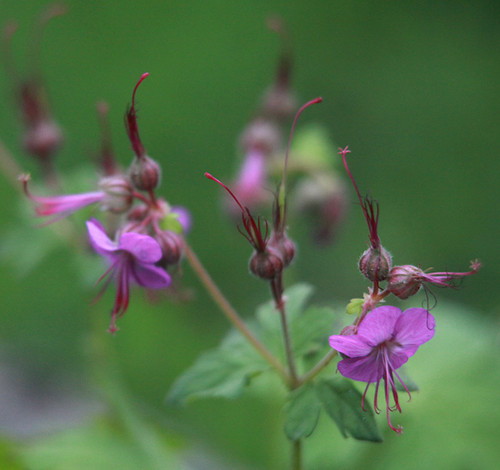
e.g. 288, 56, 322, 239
316, 378, 383, 442
256, 283, 314, 334
284, 384, 322, 440
291, 306, 336, 357
167, 346, 267, 405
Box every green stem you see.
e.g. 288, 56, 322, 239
292, 439, 302, 470
275, 291, 299, 388
298, 349, 338, 387
184, 242, 290, 385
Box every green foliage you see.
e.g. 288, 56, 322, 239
168, 284, 327, 405
284, 384, 322, 440
167, 346, 267, 404
316, 378, 383, 443
169, 283, 382, 442
15, 419, 185, 470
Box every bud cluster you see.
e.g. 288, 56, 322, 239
2, 6, 68, 184
339, 145, 480, 319
18, 71, 190, 333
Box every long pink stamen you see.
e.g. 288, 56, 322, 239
205, 172, 267, 251
282, 97, 322, 188
339, 146, 380, 247
132, 73, 149, 109
205, 172, 245, 213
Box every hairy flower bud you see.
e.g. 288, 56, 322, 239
128, 155, 161, 191
359, 245, 392, 282
98, 175, 133, 213
387, 265, 423, 299
249, 247, 284, 280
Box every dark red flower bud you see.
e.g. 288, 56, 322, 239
359, 245, 392, 282
128, 155, 161, 191
156, 230, 184, 266
249, 247, 284, 280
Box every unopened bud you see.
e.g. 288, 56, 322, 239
261, 85, 297, 120
128, 155, 161, 191
359, 245, 392, 282
23, 120, 63, 159
156, 230, 184, 266
98, 175, 133, 213
249, 247, 284, 280
240, 119, 281, 155
268, 233, 295, 268
387, 265, 424, 299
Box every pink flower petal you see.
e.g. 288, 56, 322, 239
35, 191, 105, 216
337, 353, 383, 383
329, 334, 373, 358
130, 263, 171, 289
86, 219, 119, 257
119, 232, 163, 263
357, 306, 402, 347
393, 308, 436, 347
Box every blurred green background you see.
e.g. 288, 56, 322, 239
0, 1, 498, 469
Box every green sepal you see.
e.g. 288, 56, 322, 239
346, 298, 364, 316
316, 377, 383, 442
159, 212, 183, 234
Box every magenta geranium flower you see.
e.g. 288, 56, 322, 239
86, 219, 171, 333
329, 306, 435, 433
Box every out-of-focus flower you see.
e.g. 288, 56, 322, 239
86, 219, 170, 333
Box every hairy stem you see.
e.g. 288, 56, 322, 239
184, 242, 290, 384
